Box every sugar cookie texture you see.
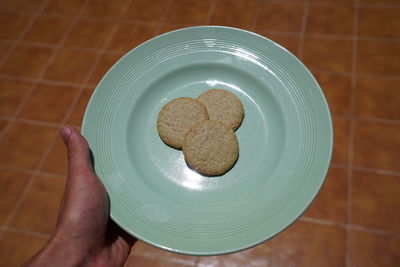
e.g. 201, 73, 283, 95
157, 89, 244, 176
196, 89, 244, 130
157, 97, 208, 149
183, 120, 239, 176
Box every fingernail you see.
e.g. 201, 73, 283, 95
60, 126, 72, 141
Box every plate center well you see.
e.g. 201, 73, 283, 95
125, 62, 288, 205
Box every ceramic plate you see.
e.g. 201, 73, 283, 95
82, 26, 332, 255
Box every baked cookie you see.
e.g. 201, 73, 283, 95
196, 89, 244, 130
183, 120, 239, 176
157, 97, 209, 149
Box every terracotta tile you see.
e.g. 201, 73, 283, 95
123, 0, 168, 22
165, 0, 212, 25
0, 169, 30, 225
210, 0, 257, 30
158, 25, 190, 34
82, 0, 126, 18
0, 79, 32, 116
0, 230, 48, 267
306, 4, 354, 35
357, 39, 400, 77
359, 7, 400, 39
40, 135, 67, 176
313, 72, 351, 116
0, 122, 57, 169
44, 0, 86, 15
359, 0, 400, 4
353, 120, 400, 172
43, 47, 98, 83
350, 230, 400, 267
10, 175, 65, 234
0, 12, 33, 41
0, 45, 54, 78
17, 84, 78, 123
88, 53, 122, 86
196, 239, 277, 267
65, 18, 114, 49
310, 0, 353, 2
262, 33, 300, 56
125, 254, 157, 267
5, 0, 48, 11
0, 42, 10, 58
107, 22, 157, 53
132, 241, 197, 266
302, 36, 353, 73
351, 170, 400, 234
256, 2, 304, 32
303, 167, 348, 223
355, 76, 400, 120
332, 116, 350, 165
0, 119, 7, 131
23, 15, 73, 45
270, 220, 346, 267
67, 89, 93, 126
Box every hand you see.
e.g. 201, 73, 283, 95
27, 125, 136, 267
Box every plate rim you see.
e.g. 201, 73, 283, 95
82, 25, 333, 255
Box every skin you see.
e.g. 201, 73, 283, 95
26, 126, 136, 267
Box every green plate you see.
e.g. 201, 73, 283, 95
82, 26, 332, 255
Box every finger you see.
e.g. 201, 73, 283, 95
60, 125, 93, 178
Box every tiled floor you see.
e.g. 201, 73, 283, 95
0, 0, 399, 266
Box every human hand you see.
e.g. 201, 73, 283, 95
27, 125, 136, 267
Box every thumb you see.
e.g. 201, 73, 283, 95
60, 125, 93, 177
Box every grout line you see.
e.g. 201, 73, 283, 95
311, 69, 353, 77
331, 114, 400, 125
256, 30, 302, 37
349, 224, 400, 239
314, 162, 400, 178
2, 226, 52, 239
330, 163, 348, 169
359, 2, 400, 9
0, 164, 36, 175
350, 166, 400, 178
353, 117, 400, 125
154, 0, 174, 35
0, 164, 66, 179
205, 0, 217, 25
300, 216, 347, 228
11, 118, 61, 128
311, 68, 400, 81
249, 0, 261, 31
300, 216, 400, 239
13, 41, 104, 52
0, 74, 82, 88
346, 1, 360, 266
297, 0, 310, 59
358, 36, 400, 43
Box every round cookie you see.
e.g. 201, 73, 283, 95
157, 97, 209, 149
183, 120, 239, 176
196, 89, 244, 130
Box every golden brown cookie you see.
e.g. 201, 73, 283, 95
157, 97, 209, 149
182, 120, 239, 176
196, 89, 244, 130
